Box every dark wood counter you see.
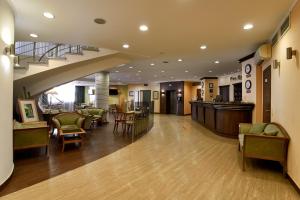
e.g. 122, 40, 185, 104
190, 101, 254, 138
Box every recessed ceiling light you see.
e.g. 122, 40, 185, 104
214, 61, 220, 64
178, 59, 183, 62
118, 64, 126, 67
138, 70, 142, 73
154, 75, 158, 77
122, 44, 130, 49
150, 63, 155, 66
161, 70, 165, 73
243, 23, 254, 30
139, 25, 149, 32
185, 70, 189, 73
209, 70, 213, 73
170, 76, 174, 79
129, 66, 133, 69
115, 70, 119, 73
43, 12, 55, 19
30, 33, 38, 38
200, 45, 207, 50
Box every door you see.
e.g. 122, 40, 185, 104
219, 85, 230, 102
141, 90, 151, 106
263, 66, 271, 123
166, 90, 177, 114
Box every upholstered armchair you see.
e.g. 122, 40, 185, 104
77, 108, 107, 127
238, 123, 290, 176
52, 112, 86, 151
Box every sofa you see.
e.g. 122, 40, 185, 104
13, 121, 49, 156
238, 122, 290, 175
77, 108, 107, 129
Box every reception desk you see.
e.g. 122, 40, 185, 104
190, 101, 254, 138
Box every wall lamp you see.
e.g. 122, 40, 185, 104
287, 47, 297, 59
161, 89, 165, 96
177, 89, 182, 97
273, 59, 280, 69
3, 44, 15, 56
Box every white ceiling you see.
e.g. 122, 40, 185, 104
10, 0, 295, 84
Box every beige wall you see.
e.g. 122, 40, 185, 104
0, 0, 14, 185
262, 1, 300, 187
109, 85, 128, 112
203, 79, 218, 102
127, 83, 160, 113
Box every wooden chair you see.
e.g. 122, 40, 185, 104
124, 113, 136, 139
113, 112, 126, 135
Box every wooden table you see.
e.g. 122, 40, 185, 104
59, 128, 86, 152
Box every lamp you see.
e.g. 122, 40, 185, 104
161, 89, 165, 96
273, 60, 280, 69
287, 47, 297, 59
3, 44, 15, 56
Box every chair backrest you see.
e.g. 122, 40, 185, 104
125, 113, 135, 121
53, 112, 82, 126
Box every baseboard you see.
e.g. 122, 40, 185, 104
287, 174, 300, 195
184, 114, 191, 116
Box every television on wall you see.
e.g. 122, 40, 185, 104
109, 89, 119, 96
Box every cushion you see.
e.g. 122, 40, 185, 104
238, 134, 244, 147
57, 114, 79, 125
81, 109, 89, 116
249, 123, 267, 134
61, 125, 81, 133
264, 124, 282, 137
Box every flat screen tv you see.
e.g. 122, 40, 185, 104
109, 89, 118, 96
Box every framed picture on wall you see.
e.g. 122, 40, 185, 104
209, 83, 214, 88
129, 91, 134, 96
18, 99, 39, 123
153, 91, 159, 100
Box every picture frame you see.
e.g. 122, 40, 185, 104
18, 99, 39, 123
153, 91, 159, 100
209, 83, 214, 88
129, 91, 134, 96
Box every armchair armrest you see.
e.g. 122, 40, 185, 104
76, 117, 85, 128
52, 118, 61, 129
239, 123, 252, 134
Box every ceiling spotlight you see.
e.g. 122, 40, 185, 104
43, 12, 55, 19
115, 70, 119, 73
150, 63, 155, 66
200, 45, 207, 50
154, 75, 158, 77
122, 44, 130, 49
243, 23, 254, 30
129, 66, 133, 69
185, 70, 189, 73
118, 64, 126, 67
170, 76, 174, 79
209, 70, 213, 73
178, 59, 183, 62
139, 25, 149, 32
30, 33, 38, 38
138, 70, 142, 73
161, 70, 165, 73
214, 61, 220, 64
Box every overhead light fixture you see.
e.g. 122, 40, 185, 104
129, 66, 133, 69
178, 59, 183, 62
94, 18, 106, 24
43, 12, 55, 19
209, 70, 213, 73
30, 33, 38, 38
138, 70, 142, 73
122, 44, 130, 49
170, 76, 174, 79
214, 61, 220, 64
115, 70, 119, 73
139, 25, 149, 32
161, 70, 165, 73
185, 70, 189, 73
200, 45, 207, 50
150, 63, 155, 66
243, 23, 254, 30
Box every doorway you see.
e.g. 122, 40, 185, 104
166, 90, 177, 114
263, 66, 271, 123
219, 85, 230, 102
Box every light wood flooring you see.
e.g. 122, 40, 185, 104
1, 115, 299, 200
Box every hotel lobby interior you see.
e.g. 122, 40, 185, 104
1, 0, 300, 199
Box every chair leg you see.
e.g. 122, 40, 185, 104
62, 137, 65, 152
242, 150, 245, 171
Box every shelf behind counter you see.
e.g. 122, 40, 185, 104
190, 101, 255, 138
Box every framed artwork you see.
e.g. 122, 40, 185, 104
18, 99, 39, 123
209, 83, 214, 88
129, 91, 134, 96
153, 91, 159, 100
209, 89, 214, 93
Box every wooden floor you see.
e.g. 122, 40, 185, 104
1, 115, 299, 199
0, 120, 131, 197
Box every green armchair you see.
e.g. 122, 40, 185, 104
52, 112, 86, 152
238, 122, 290, 175
77, 108, 107, 128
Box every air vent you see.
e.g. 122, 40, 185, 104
280, 15, 290, 36
271, 33, 278, 46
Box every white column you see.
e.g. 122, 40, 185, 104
95, 72, 109, 109
0, 0, 14, 186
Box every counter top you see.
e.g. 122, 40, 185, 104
189, 101, 255, 106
